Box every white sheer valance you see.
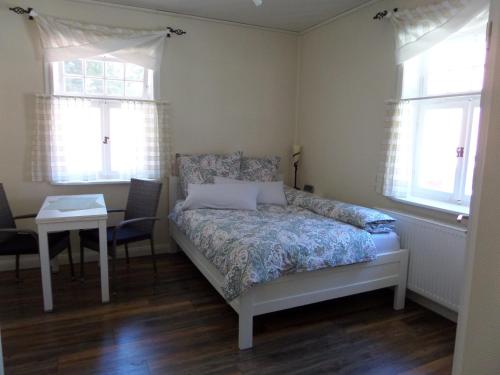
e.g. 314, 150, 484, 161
32, 12, 168, 70
390, 0, 489, 63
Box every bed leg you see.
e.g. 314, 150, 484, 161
238, 292, 254, 350
393, 249, 409, 310
168, 220, 181, 254
168, 236, 180, 254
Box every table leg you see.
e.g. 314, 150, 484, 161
0, 329, 4, 375
38, 226, 53, 312
98, 220, 110, 303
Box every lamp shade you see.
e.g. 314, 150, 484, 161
292, 145, 301, 164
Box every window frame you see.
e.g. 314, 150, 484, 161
47, 57, 156, 185
52, 57, 153, 101
408, 96, 480, 208
396, 17, 487, 214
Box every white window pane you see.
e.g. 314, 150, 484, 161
403, 17, 487, 97
402, 57, 421, 98
85, 78, 104, 95
106, 61, 124, 79
109, 106, 147, 174
85, 60, 104, 77
416, 106, 464, 193
125, 63, 144, 81
125, 81, 143, 98
106, 80, 124, 97
424, 23, 486, 96
64, 77, 84, 94
58, 104, 102, 175
465, 107, 481, 196
147, 69, 154, 98
64, 60, 83, 75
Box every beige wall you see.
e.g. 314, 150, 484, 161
453, 0, 500, 373
0, 0, 297, 261
297, 0, 459, 223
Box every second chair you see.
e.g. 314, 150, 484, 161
79, 178, 162, 285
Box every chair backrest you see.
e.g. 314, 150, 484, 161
0, 184, 16, 243
124, 179, 162, 234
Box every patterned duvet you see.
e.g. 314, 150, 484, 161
170, 201, 381, 301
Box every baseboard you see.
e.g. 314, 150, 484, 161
407, 290, 458, 322
0, 242, 175, 272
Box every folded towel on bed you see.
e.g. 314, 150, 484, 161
284, 187, 395, 234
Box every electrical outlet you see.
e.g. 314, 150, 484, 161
303, 185, 314, 193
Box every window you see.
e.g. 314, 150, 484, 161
30, 14, 170, 184
52, 57, 154, 99
398, 14, 488, 212
49, 57, 158, 183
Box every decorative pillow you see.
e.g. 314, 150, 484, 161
240, 156, 280, 182
284, 186, 396, 233
214, 177, 287, 206
177, 151, 242, 196
183, 183, 259, 211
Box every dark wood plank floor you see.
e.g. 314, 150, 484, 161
0, 253, 456, 375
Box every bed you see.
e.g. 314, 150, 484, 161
168, 176, 409, 349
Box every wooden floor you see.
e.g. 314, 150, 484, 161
0, 253, 456, 375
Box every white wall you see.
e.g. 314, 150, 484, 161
296, 0, 458, 223
453, 0, 500, 373
294, 1, 500, 371
0, 0, 297, 265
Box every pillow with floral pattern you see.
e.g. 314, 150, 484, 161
177, 151, 242, 197
240, 156, 280, 182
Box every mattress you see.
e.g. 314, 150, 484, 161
371, 231, 400, 254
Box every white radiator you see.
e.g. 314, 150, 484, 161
378, 209, 467, 312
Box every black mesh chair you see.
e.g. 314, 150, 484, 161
79, 178, 162, 284
0, 184, 74, 281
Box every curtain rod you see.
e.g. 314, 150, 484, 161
373, 8, 398, 20
37, 93, 170, 104
8, 6, 187, 37
386, 91, 482, 104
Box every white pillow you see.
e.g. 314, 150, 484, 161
213, 177, 287, 206
183, 183, 259, 211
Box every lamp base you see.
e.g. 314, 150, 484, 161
293, 163, 299, 190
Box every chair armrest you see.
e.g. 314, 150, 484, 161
13, 214, 37, 220
111, 217, 160, 245
0, 228, 38, 241
107, 209, 126, 214
116, 217, 160, 230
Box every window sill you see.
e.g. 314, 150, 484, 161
390, 196, 470, 216
51, 180, 131, 186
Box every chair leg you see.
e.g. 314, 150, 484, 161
112, 251, 117, 295
80, 243, 85, 281
124, 243, 130, 265
15, 254, 20, 282
67, 240, 75, 280
150, 238, 157, 275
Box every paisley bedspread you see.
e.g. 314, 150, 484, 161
169, 202, 379, 301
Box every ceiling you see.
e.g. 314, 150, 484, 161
87, 0, 375, 32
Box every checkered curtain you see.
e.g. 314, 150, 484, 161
32, 95, 172, 182
376, 101, 413, 198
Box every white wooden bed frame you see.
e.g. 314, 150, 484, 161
168, 176, 409, 350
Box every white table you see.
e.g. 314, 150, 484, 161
36, 194, 109, 311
